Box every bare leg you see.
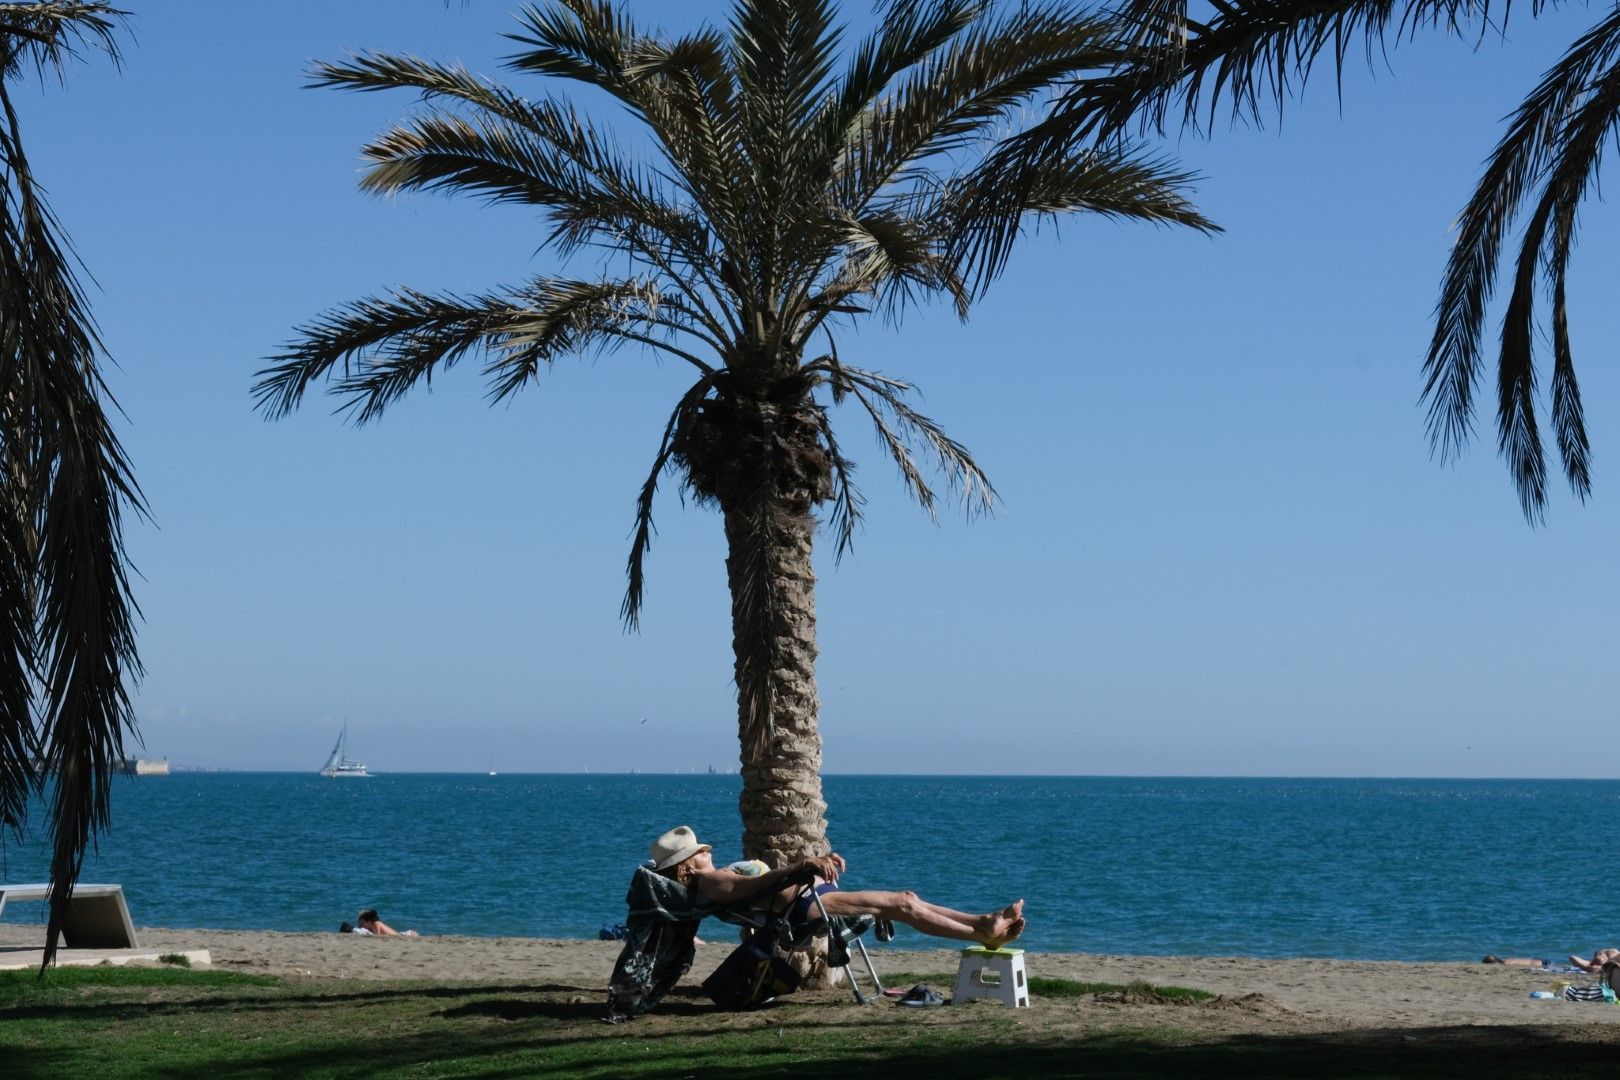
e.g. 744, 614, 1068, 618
821, 889, 1025, 947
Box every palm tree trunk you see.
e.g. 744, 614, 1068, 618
723, 495, 835, 985
723, 502, 829, 868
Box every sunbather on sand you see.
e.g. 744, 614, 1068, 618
356, 909, 419, 937
648, 825, 1026, 948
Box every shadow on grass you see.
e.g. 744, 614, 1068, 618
0, 981, 606, 1028
13, 1023, 1609, 1080
6, 1001, 1614, 1080
6, 974, 1616, 1079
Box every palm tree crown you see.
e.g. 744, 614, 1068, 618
0, 0, 143, 965
255, 0, 1211, 866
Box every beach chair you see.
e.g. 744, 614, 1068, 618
0, 883, 139, 949
604, 865, 887, 1021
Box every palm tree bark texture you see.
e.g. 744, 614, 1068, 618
253, 0, 1215, 978
726, 505, 827, 869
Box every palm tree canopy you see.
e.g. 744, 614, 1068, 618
0, 0, 143, 966
1025, 0, 1612, 521
254, 0, 1214, 753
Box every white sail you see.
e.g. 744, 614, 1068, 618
319, 720, 371, 778
319, 724, 345, 774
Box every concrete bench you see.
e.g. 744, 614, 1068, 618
0, 883, 139, 949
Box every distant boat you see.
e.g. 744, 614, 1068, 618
488, 759, 497, 777
118, 757, 170, 776
319, 720, 371, 778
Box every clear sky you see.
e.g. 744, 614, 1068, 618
21, 1, 1620, 776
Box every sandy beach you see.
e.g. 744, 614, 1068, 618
6, 922, 1619, 1040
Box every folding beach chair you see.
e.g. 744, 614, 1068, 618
603, 865, 888, 1021
712, 878, 889, 1005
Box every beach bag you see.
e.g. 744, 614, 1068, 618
701, 931, 801, 1009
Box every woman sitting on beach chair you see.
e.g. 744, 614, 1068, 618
651, 826, 1026, 949
604, 826, 1026, 1021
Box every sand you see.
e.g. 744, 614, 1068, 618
5, 922, 1619, 1037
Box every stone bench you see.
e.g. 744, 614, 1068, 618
0, 883, 139, 949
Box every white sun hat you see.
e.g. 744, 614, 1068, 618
649, 825, 711, 870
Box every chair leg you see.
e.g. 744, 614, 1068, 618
851, 936, 885, 998
809, 888, 884, 1004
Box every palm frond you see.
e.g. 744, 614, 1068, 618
811, 359, 995, 518
1089, 1, 1536, 137
843, 3, 1118, 205
621, 373, 722, 630
0, 3, 142, 968
820, 208, 967, 319
1511, 50, 1620, 507
504, 0, 644, 100
1423, 8, 1620, 473
0, 1, 123, 79
808, 374, 865, 558
258, 279, 710, 425
1546, 200, 1589, 503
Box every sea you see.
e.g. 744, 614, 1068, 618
1, 774, 1615, 963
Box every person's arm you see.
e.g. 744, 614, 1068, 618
371, 919, 401, 937
691, 853, 845, 904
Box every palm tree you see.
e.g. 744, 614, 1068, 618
255, 0, 1211, 875
0, 1, 144, 965
977, 0, 1617, 522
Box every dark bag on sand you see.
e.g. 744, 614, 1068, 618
702, 933, 801, 1010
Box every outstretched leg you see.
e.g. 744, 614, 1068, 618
820, 889, 1025, 948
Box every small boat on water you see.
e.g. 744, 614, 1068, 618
319, 720, 371, 778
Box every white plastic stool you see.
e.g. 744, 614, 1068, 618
952, 946, 1029, 1007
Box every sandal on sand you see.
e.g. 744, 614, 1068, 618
897, 984, 946, 1007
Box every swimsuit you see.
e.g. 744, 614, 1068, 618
790, 882, 838, 924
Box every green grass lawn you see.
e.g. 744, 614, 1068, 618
1, 966, 1612, 1078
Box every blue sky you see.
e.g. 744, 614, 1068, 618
20, 1, 1620, 776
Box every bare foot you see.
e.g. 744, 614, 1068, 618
977, 902, 1026, 949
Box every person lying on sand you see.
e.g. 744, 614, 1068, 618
649, 825, 1026, 948
356, 909, 419, 937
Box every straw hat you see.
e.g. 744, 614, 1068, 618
649, 825, 711, 871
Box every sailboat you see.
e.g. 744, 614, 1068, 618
319, 720, 371, 778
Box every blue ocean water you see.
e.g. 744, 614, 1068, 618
2, 774, 1615, 962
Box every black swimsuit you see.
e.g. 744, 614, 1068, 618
790, 882, 838, 923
